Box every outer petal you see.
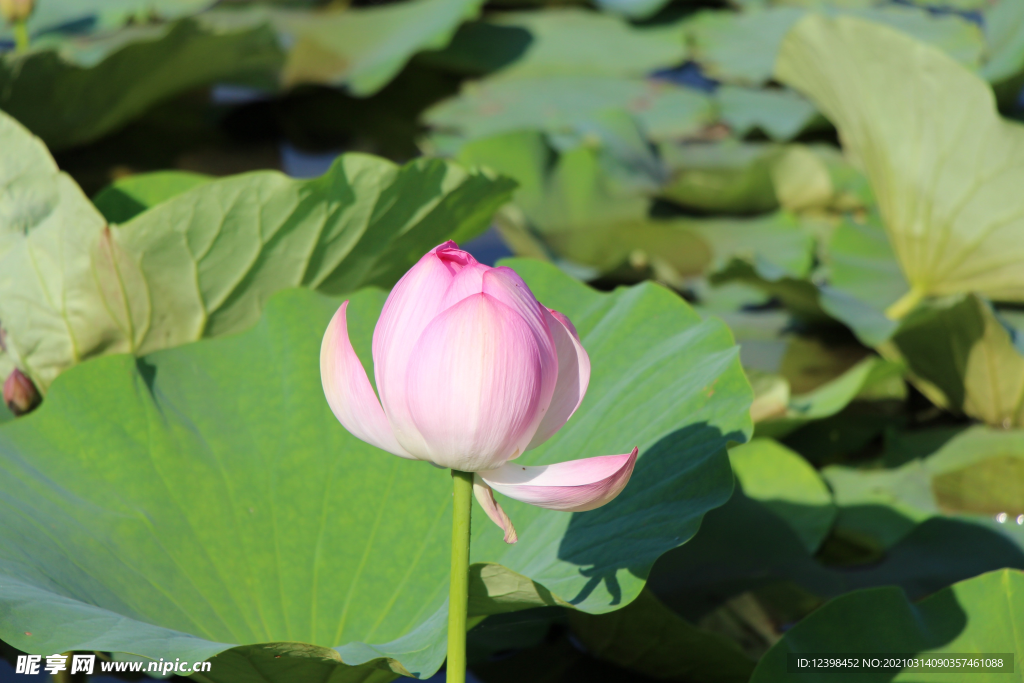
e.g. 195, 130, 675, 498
479, 448, 638, 512
527, 308, 591, 450
473, 476, 518, 544
372, 242, 467, 455
482, 268, 559, 457
405, 293, 545, 471
321, 301, 414, 459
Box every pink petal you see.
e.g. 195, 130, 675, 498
481, 268, 559, 455
404, 293, 546, 471
321, 301, 415, 459
473, 476, 518, 544
527, 308, 591, 449
372, 243, 468, 455
479, 448, 638, 512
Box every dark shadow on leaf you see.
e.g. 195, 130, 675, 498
556, 422, 741, 606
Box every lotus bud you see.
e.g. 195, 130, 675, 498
0, 0, 33, 24
4, 369, 40, 416
320, 241, 638, 542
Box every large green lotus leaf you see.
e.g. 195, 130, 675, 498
568, 589, 755, 682
776, 16, 1024, 313
885, 295, 1024, 427
750, 569, 1024, 683
0, 110, 515, 391
276, 0, 485, 96
423, 9, 686, 80
423, 76, 714, 143
729, 439, 836, 553
92, 170, 212, 224
0, 14, 283, 149
0, 0, 213, 42
0, 260, 749, 680
686, 5, 982, 86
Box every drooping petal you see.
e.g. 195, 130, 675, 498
473, 475, 518, 544
321, 301, 415, 459
527, 308, 591, 450
404, 293, 546, 471
372, 242, 469, 455
479, 448, 638, 512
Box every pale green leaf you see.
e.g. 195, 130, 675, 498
776, 16, 1024, 312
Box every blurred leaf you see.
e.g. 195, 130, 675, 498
648, 485, 1024, 618
92, 170, 212, 223
425, 9, 687, 81
756, 356, 906, 439
459, 130, 817, 284
777, 16, 1024, 316
424, 76, 714, 143
0, 262, 750, 679
0, 14, 284, 149
823, 426, 1024, 551
750, 569, 1024, 682
769, 145, 872, 213
593, 0, 674, 20
658, 142, 781, 214
730, 439, 836, 553
691, 5, 982, 86
980, 0, 1024, 86
0, 0, 214, 42
277, 0, 485, 96
887, 294, 1024, 427
686, 7, 806, 85
818, 216, 906, 347
569, 589, 756, 682
717, 86, 818, 141
0, 110, 515, 390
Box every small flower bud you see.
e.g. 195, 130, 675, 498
0, 0, 33, 24
4, 369, 40, 416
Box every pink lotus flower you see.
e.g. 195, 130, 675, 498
321, 241, 637, 543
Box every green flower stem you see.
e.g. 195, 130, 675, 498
447, 470, 473, 683
13, 20, 29, 53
